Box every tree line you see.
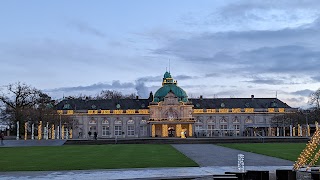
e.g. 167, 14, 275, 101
0, 82, 138, 133
271, 89, 320, 127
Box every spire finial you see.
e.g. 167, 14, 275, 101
169, 59, 171, 73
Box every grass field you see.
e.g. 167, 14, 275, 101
218, 143, 313, 162
0, 144, 198, 171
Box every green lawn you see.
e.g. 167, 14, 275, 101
218, 143, 316, 162
0, 144, 198, 171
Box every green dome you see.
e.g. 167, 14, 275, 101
154, 84, 188, 102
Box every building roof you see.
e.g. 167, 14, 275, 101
57, 97, 291, 110
189, 98, 291, 109
57, 98, 150, 110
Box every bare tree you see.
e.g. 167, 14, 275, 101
309, 88, 320, 109
0, 82, 42, 124
0, 82, 49, 134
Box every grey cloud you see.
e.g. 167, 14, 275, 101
136, 76, 162, 83
175, 75, 198, 80
239, 45, 320, 73
205, 73, 220, 78
135, 80, 149, 98
152, 18, 320, 78
285, 97, 306, 103
245, 79, 285, 85
47, 81, 135, 92
291, 89, 313, 96
68, 21, 105, 37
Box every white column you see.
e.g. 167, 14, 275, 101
290, 125, 292, 137
66, 128, 69, 140
31, 123, 34, 140
16, 121, 19, 140
46, 122, 49, 140
283, 127, 286, 137
276, 127, 279, 136
44, 127, 47, 140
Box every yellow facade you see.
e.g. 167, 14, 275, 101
152, 124, 156, 137
189, 124, 193, 137
162, 124, 168, 137
176, 124, 182, 137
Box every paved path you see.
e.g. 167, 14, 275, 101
172, 144, 293, 167
0, 140, 66, 147
0, 166, 292, 180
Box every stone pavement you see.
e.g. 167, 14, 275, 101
0, 139, 66, 147
172, 144, 294, 166
0, 166, 293, 180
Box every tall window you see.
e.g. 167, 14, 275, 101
102, 119, 110, 136
140, 120, 147, 136
127, 120, 135, 136
89, 118, 97, 134
114, 120, 122, 136
195, 117, 204, 133
207, 117, 215, 137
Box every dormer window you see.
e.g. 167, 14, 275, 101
63, 103, 71, 109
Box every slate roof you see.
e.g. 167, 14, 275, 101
57, 99, 150, 110
57, 97, 291, 110
189, 98, 291, 109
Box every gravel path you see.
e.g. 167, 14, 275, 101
172, 144, 294, 167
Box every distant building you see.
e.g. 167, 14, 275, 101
57, 71, 297, 139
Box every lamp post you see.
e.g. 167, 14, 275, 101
59, 114, 62, 139
305, 110, 310, 137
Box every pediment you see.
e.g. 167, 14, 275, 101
163, 92, 179, 105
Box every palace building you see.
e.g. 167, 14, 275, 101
57, 71, 297, 139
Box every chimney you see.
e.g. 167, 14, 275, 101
200, 95, 203, 99
136, 96, 139, 100
251, 95, 254, 99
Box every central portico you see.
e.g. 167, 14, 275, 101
148, 71, 195, 137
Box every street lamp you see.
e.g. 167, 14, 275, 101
305, 110, 310, 137
59, 114, 62, 139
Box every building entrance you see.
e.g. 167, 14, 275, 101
168, 126, 175, 137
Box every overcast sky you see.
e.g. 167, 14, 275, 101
1, 0, 320, 108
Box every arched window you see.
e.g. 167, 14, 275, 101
114, 120, 122, 136
89, 118, 97, 124
140, 119, 147, 136
220, 116, 228, 124
195, 117, 203, 132
127, 120, 135, 136
102, 119, 109, 136
233, 117, 240, 124
245, 116, 253, 124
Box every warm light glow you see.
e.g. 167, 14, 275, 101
294, 129, 320, 170
61, 125, 65, 139
51, 124, 55, 139
38, 121, 42, 140
24, 122, 27, 140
